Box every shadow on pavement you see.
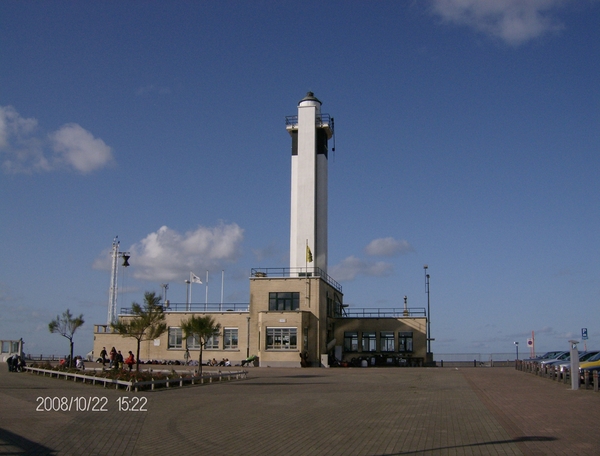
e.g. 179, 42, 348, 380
0, 427, 56, 455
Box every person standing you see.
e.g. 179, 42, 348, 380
109, 347, 117, 368
125, 351, 135, 371
100, 347, 108, 366
116, 351, 124, 370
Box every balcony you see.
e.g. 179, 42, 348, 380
251, 267, 342, 293
285, 113, 333, 138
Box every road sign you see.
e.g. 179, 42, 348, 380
582, 328, 588, 340
527, 338, 533, 346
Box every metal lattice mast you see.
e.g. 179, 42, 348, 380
107, 237, 120, 325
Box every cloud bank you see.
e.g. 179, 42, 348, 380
365, 237, 414, 257
330, 236, 414, 281
430, 0, 567, 45
329, 256, 394, 282
95, 223, 245, 282
0, 105, 114, 174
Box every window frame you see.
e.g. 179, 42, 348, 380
266, 327, 297, 350
205, 331, 220, 350
223, 328, 239, 350
361, 331, 377, 352
168, 327, 183, 349
269, 292, 300, 311
380, 331, 395, 352
344, 331, 358, 352
398, 331, 414, 353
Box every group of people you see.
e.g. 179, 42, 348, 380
208, 358, 231, 367
59, 356, 85, 369
99, 347, 136, 371
6, 354, 25, 372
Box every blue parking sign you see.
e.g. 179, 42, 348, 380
582, 328, 588, 340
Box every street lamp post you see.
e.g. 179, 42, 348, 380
514, 341, 519, 360
424, 265, 431, 354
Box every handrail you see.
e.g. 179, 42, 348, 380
251, 267, 342, 293
342, 308, 427, 318
119, 302, 249, 315
285, 113, 332, 128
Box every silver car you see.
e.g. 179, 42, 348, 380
553, 351, 599, 372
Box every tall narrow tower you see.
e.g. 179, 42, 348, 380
286, 92, 333, 273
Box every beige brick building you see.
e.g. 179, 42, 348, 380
93, 269, 428, 368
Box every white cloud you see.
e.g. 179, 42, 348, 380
329, 255, 394, 282
1, 105, 115, 174
0, 105, 49, 173
365, 237, 414, 257
50, 123, 114, 173
117, 223, 245, 282
430, 0, 567, 45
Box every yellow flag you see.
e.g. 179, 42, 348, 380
306, 245, 313, 263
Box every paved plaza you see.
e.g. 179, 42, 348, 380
1, 363, 599, 455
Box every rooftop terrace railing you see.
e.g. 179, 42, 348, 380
119, 302, 249, 315
342, 307, 426, 318
251, 267, 342, 293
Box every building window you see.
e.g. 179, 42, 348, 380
266, 327, 297, 350
344, 332, 358, 352
362, 332, 377, 352
269, 292, 300, 311
399, 331, 413, 353
205, 332, 220, 350
224, 328, 238, 349
168, 327, 182, 349
186, 334, 201, 350
380, 331, 395, 352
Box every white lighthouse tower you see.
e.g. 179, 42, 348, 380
286, 92, 333, 274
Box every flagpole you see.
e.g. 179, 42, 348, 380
189, 271, 193, 309
205, 270, 209, 311
220, 270, 224, 310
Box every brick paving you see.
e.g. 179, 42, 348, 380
1, 363, 599, 455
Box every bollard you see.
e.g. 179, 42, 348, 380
584, 370, 590, 389
594, 371, 599, 392
474, 359, 477, 368
441, 360, 443, 368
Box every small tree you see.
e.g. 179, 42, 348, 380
48, 309, 85, 368
181, 315, 220, 376
111, 291, 167, 371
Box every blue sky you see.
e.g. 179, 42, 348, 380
1, 0, 599, 358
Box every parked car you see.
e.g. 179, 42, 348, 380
522, 351, 563, 363
554, 351, 599, 372
537, 351, 570, 367
579, 352, 600, 370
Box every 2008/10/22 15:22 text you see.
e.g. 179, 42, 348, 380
35, 396, 148, 412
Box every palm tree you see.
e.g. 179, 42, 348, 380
49, 309, 84, 368
111, 291, 167, 371
180, 315, 221, 376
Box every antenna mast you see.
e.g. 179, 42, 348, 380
107, 236, 130, 325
